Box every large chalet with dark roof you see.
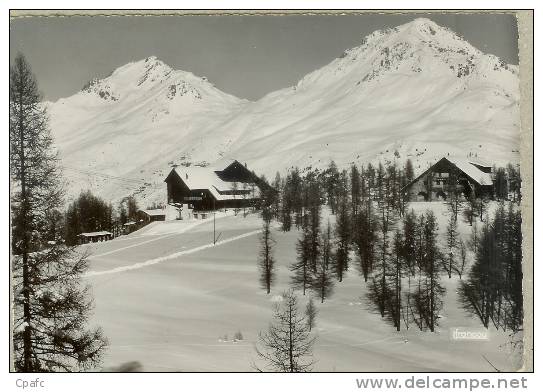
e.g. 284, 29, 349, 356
402, 157, 494, 201
164, 160, 266, 211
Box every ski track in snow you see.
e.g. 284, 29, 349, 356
87, 232, 179, 259
87, 219, 210, 259
84, 229, 261, 277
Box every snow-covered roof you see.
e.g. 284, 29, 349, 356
171, 165, 260, 201
403, 157, 494, 192
141, 209, 166, 216
467, 158, 492, 168
210, 186, 261, 201
79, 231, 113, 237
174, 166, 232, 191
448, 159, 493, 186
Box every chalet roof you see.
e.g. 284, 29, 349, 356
78, 231, 113, 237
402, 157, 493, 191
141, 209, 166, 216
449, 159, 493, 186
169, 162, 260, 201
173, 166, 234, 192
467, 158, 492, 168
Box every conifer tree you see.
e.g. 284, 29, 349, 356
126, 196, 138, 221
304, 171, 322, 272
503, 203, 523, 332
366, 163, 393, 318
353, 209, 377, 282
401, 210, 417, 329
455, 239, 468, 280
443, 214, 460, 279
64, 190, 114, 245
118, 202, 128, 225
468, 219, 480, 254
290, 169, 303, 228
405, 159, 415, 183
332, 198, 351, 282
311, 221, 334, 303
446, 171, 463, 223
10, 53, 107, 371
254, 290, 316, 372
324, 161, 340, 214
305, 298, 317, 332
475, 197, 489, 222
258, 211, 276, 294
365, 163, 376, 198
354, 167, 377, 282
460, 202, 522, 332
389, 230, 404, 331
397, 169, 409, 217
281, 175, 292, 231
459, 218, 499, 328
412, 211, 444, 332
463, 192, 477, 226
291, 224, 313, 295
506, 163, 521, 204
494, 167, 508, 200
272, 172, 282, 220
402, 210, 417, 277
350, 164, 361, 217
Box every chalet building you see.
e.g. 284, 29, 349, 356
164, 160, 265, 211
122, 221, 138, 235
138, 209, 166, 223
402, 157, 494, 201
78, 231, 113, 244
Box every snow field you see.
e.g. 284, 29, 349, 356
85, 206, 517, 372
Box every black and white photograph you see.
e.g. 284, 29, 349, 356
7, 7, 533, 382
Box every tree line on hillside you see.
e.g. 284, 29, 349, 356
25, 188, 146, 246
64, 193, 140, 245
459, 203, 523, 333
256, 159, 523, 336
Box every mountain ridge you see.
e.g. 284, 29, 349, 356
47, 18, 520, 205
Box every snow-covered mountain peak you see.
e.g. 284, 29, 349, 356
289, 17, 515, 100
58, 55, 244, 109
48, 18, 520, 206
114, 56, 174, 87
386, 18, 477, 53
403, 17, 455, 39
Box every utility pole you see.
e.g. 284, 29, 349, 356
213, 198, 221, 245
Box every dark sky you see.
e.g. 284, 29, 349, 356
10, 12, 519, 101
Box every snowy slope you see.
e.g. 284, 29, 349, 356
48, 56, 247, 203
48, 18, 520, 205
85, 206, 520, 372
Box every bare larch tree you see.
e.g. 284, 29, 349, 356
254, 290, 316, 372
10, 54, 107, 371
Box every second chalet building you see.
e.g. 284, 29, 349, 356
164, 160, 266, 211
403, 157, 494, 201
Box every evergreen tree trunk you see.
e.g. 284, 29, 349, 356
11, 54, 107, 371
258, 213, 276, 294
